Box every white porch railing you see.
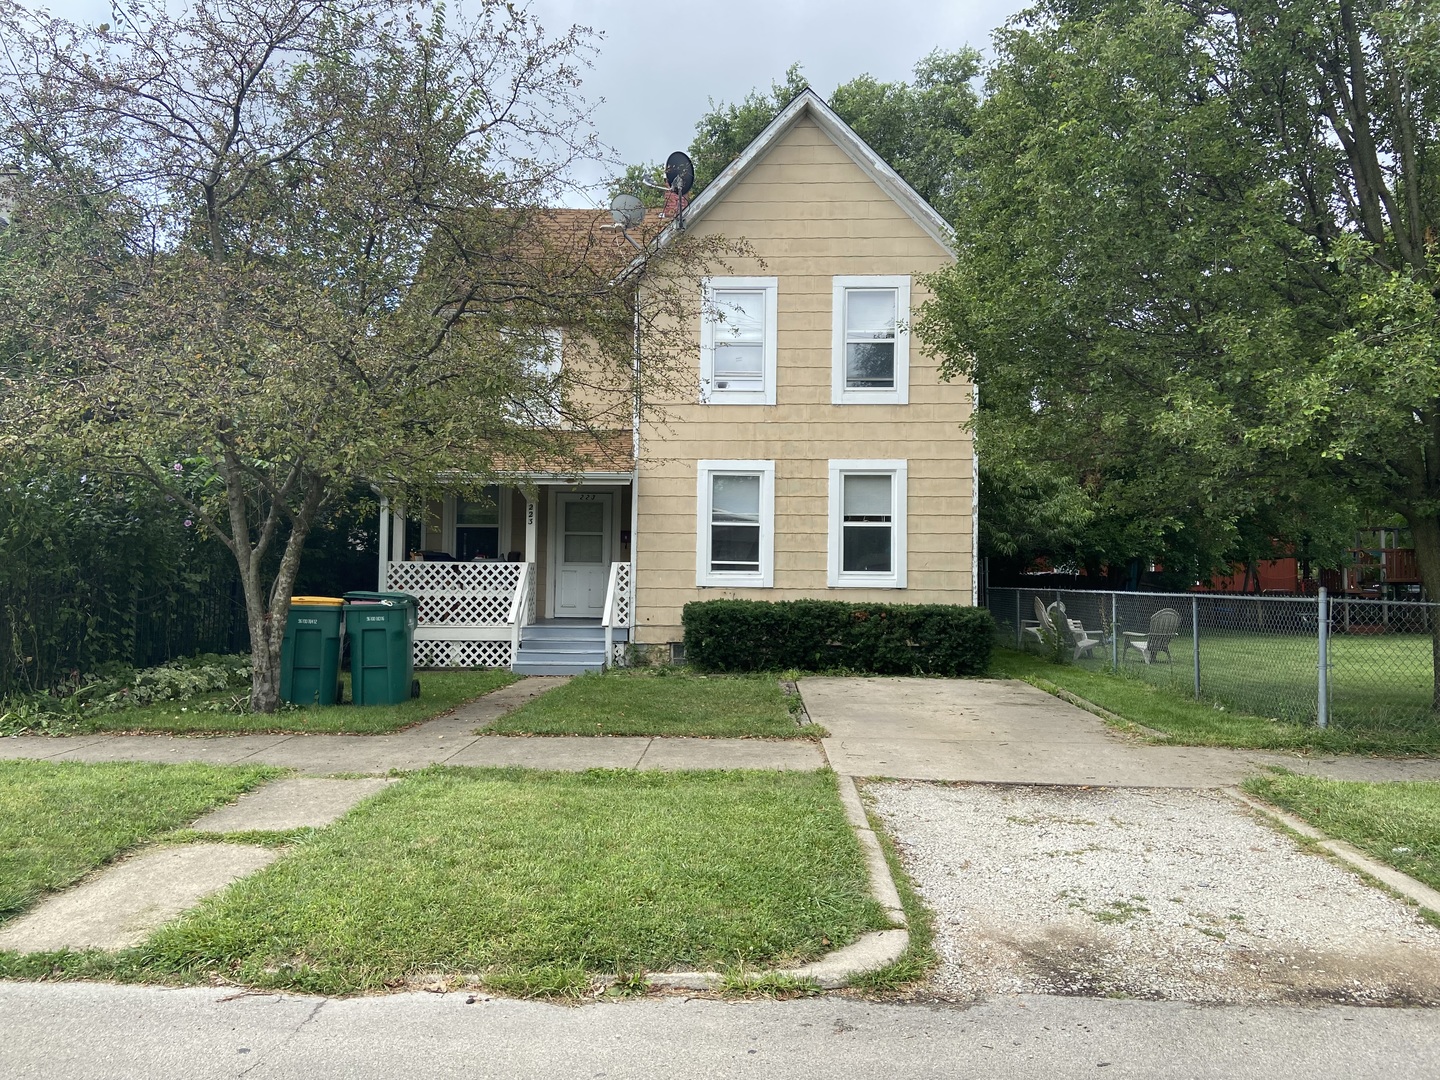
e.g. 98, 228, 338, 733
508, 562, 537, 661
602, 561, 634, 668
383, 558, 628, 670
385, 560, 523, 626
384, 560, 523, 668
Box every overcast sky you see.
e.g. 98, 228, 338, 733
39, 0, 1030, 205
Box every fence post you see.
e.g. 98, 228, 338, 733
1110, 592, 1118, 672
1191, 595, 1201, 700
1317, 587, 1329, 729
1015, 591, 1022, 649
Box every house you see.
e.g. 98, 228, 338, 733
375, 89, 977, 672
1199, 525, 1421, 599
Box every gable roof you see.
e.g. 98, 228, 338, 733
678, 87, 955, 256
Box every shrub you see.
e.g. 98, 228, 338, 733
682, 600, 994, 676
0, 654, 253, 735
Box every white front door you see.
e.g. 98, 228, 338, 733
554, 492, 612, 617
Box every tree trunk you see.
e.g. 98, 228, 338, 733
224, 473, 326, 714
235, 549, 285, 715
1405, 513, 1440, 712
249, 620, 283, 714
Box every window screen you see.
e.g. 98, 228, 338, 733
841, 473, 892, 573
709, 473, 761, 572
843, 289, 897, 389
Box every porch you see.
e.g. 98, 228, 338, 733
382, 558, 632, 673
376, 477, 634, 673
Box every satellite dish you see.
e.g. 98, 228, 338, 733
665, 151, 695, 197
609, 193, 645, 229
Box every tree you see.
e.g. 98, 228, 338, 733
612, 54, 983, 218
828, 49, 981, 224
0, 0, 723, 711
686, 64, 812, 193
917, 0, 1440, 704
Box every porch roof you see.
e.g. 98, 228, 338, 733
430, 429, 635, 487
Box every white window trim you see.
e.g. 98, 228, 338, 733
827, 460, 908, 588
441, 486, 510, 559
831, 275, 910, 405
700, 276, 778, 406
696, 460, 775, 588
518, 327, 564, 426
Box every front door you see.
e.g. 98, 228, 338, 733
554, 492, 612, 617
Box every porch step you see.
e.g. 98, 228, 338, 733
512, 623, 628, 676
511, 662, 606, 676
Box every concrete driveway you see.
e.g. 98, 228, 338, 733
801, 677, 1440, 787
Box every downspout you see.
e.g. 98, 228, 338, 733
971, 382, 980, 607
630, 282, 642, 644
378, 496, 391, 589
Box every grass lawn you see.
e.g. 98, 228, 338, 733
990, 648, 1440, 755
1243, 773, 1440, 895
72, 669, 517, 735
484, 670, 820, 738
99, 768, 885, 996
1043, 628, 1433, 727
0, 760, 280, 922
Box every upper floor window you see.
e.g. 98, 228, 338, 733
832, 276, 910, 405
696, 460, 775, 587
827, 460, 907, 588
701, 277, 778, 405
516, 328, 562, 424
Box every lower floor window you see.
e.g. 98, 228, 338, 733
455, 486, 502, 560
828, 461, 907, 588
697, 460, 774, 587
841, 474, 893, 573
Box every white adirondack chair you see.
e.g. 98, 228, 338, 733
1124, 608, 1181, 664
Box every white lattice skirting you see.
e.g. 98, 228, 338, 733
413, 639, 514, 669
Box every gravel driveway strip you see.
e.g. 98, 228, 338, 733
869, 782, 1440, 1005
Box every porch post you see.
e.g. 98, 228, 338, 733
391, 503, 407, 569
524, 492, 538, 562
378, 497, 391, 588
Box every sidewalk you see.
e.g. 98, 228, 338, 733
0, 679, 825, 774
5, 675, 1439, 784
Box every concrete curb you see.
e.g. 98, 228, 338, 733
1034, 681, 1173, 741
1224, 787, 1440, 916
643, 775, 910, 992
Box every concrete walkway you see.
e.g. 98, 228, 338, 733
0, 679, 824, 774
805, 676, 1440, 787
5, 675, 1439, 785
0, 775, 398, 955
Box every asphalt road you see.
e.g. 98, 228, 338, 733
1, 982, 1436, 1079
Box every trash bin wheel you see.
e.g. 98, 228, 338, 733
411, 679, 421, 699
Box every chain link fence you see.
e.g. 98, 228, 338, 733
988, 587, 1437, 728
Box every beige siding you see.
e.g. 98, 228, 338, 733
634, 115, 974, 645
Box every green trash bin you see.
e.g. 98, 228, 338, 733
280, 597, 345, 706
343, 591, 420, 705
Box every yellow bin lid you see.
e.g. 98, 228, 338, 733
291, 596, 345, 607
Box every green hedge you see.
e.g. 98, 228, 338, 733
681, 599, 994, 676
